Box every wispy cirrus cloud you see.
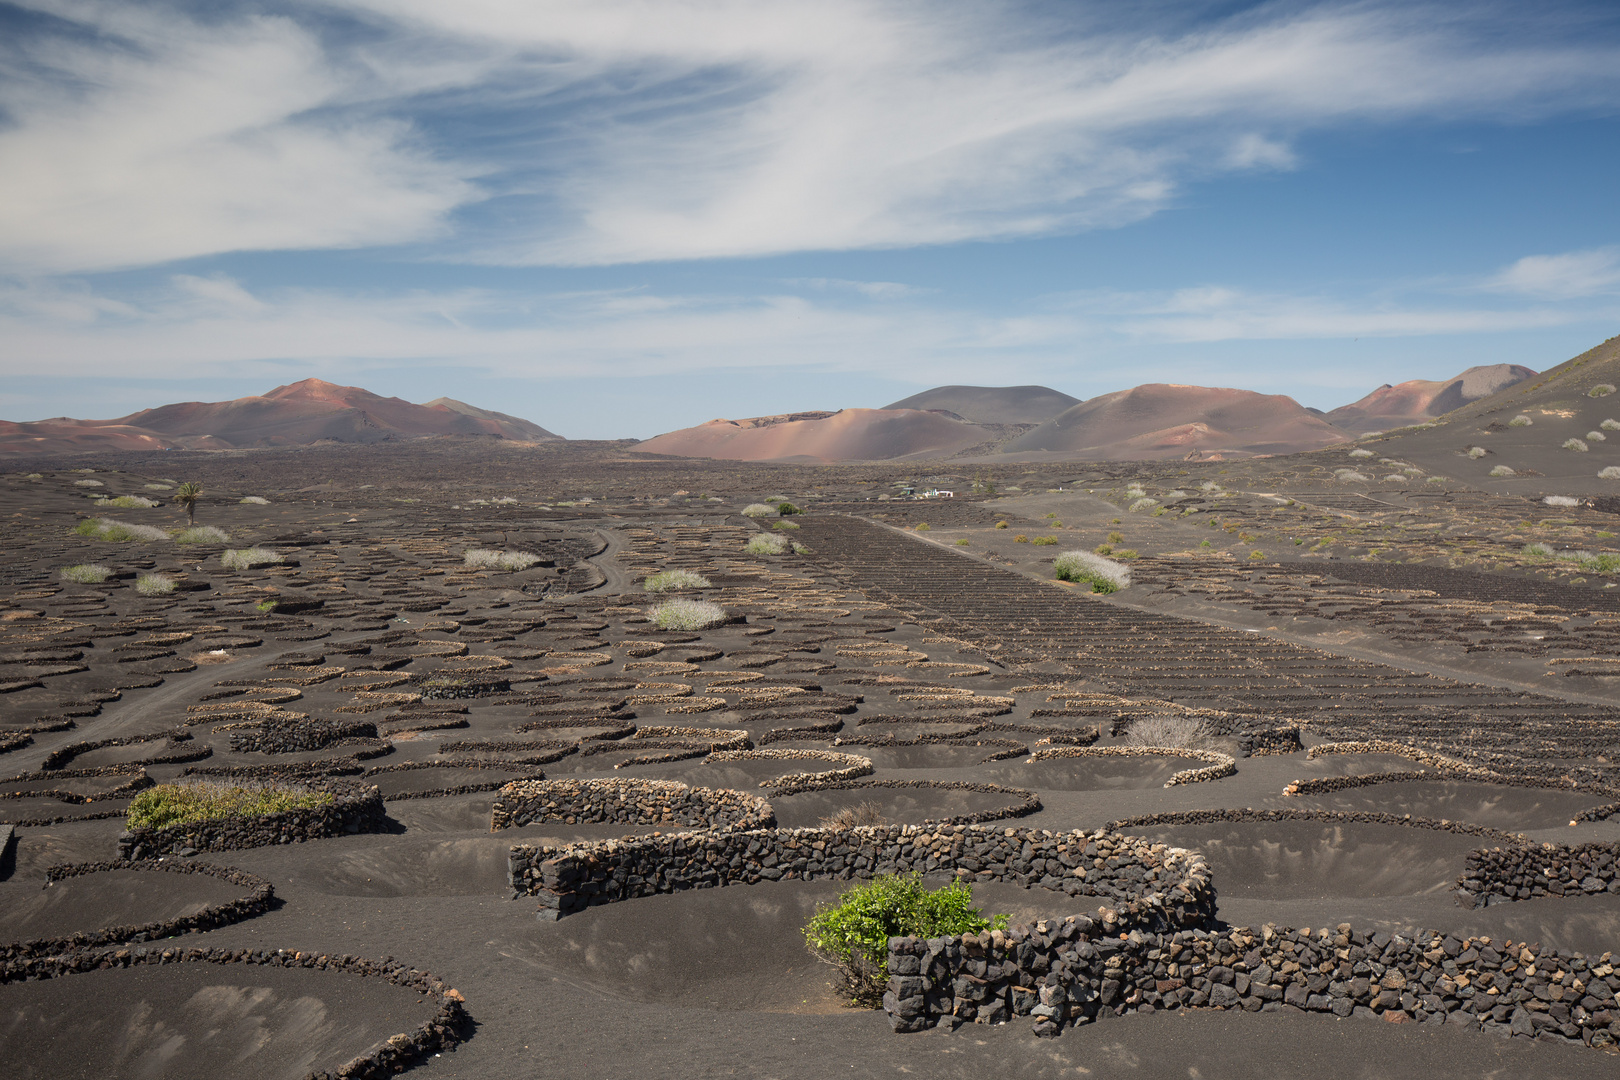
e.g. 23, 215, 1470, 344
3, 1, 1619, 273
1483, 247, 1620, 299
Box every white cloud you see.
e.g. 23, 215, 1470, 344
1485, 248, 1620, 299
0, 2, 475, 274
3, 2, 1619, 272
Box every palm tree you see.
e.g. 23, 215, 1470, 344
173, 482, 202, 526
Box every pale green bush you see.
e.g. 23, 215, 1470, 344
464, 548, 541, 571
135, 573, 176, 596
643, 569, 711, 592
75, 518, 168, 543
72, 479, 104, 488
1590, 384, 1617, 398
1601, 466, 1620, 480
1509, 415, 1533, 427
1348, 448, 1374, 458
744, 533, 790, 555
1053, 550, 1130, 593
221, 547, 284, 570
173, 526, 230, 545
240, 496, 271, 505
1564, 438, 1589, 452
1466, 447, 1487, 459
60, 564, 112, 583
741, 504, 775, 518
1490, 465, 1516, 477
650, 598, 728, 630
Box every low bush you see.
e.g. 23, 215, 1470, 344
135, 573, 176, 596
1564, 438, 1589, 452
1522, 542, 1556, 559
772, 519, 800, 530
240, 495, 271, 505
128, 780, 331, 831
1590, 384, 1617, 398
1335, 470, 1369, 482
777, 502, 801, 516
1588, 431, 1607, 442
1013, 534, 1029, 543
1543, 495, 1580, 508
994, 521, 1008, 529
221, 547, 284, 570
1123, 715, 1211, 749
741, 503, 775, 518
744, 533, 790, 555
1348, 448, 1374, 458
1602, 466, 1620, 480
1604, 419, 1620, 432
464, 548, 541, 571
803, 873, 1007, 1007
94, 495, 159, 509
954, 538, 970, 546
144, 483, 172, 491
914, 523, 931, 532
792, 542, 812, 555
1031, 535, 1058, 546
819, 801, 887, 829
1466, 447, 1487, 459
173, 526, 230, 545
1128, 498, 1158, 512
72, 478, 104, 488
1053, 549, 1130, 593
649, 598, 728, 630
642, 569, 711, 592
1489, 465, 1516, 477
1509, 415, 1533, 427
75, 518, 169, 543
60, 564, 111, 583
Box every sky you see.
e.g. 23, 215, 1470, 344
2, 0, 1620, 440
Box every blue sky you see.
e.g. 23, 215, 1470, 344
2, 1, 1619, 439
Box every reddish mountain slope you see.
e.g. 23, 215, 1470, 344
116, 380, 561, 446
635, 409, 996, 462
1327, 364, 1536, 433
0, 380, 560, 454
881, 385, 1080, 425
1002, 384, 1353, 460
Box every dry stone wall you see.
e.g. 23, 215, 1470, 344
1459, 842, 1620, 907
116, 780, 386, 858
509, 825, 1214, 926
490, 777, 774, 833
884, 916, 1620, 1047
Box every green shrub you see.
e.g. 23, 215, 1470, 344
1564, 438, 1589, 452
72, 478, 104, 488
772, 519, 800, 530
995, 521, 1008, 529
649, 598, 728, 630
75, 518, 168, 543
1489, 465, 1516, 477
914, 523, 931, 532
777, 502, 801, 516
60, 564, 111, 583
144, 483, 172, 491
1014, 534, 1029, 543
1053, 549, 1130, 593
128, 781, 331, 831
173, 526, 230, 545
94, 495, 159, 509
642, 569, 711, 592
255, 599, 278, 613
1031, 535, 1058, 546
741, 503, 775, 518
1590, 384, 1617, 398
954, 538, 970, 546
803, 873, 1006, 1007
221, 547, 284, 570
135, 573, 176, 596
1508, 415, 1533, 427
464, 548, 541, 571
744, 533, 790, 555
791, 543, 812, 555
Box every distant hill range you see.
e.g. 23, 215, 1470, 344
0, 379, 561, 454
634, 409, 999, 463
880, 385, 1080, 425
1000, 384, 1352, 460
1324, 364, 1537, 433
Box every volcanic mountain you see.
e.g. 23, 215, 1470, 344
0, 380, 561, 453
1000, 384, 1354, 460
1327, 364, 1537, 433
635, 409, 998, 463
881, 385, 1080, 426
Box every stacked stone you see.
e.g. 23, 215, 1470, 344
490, 777, 774, 833
116, 780, 385, 858
703, 748, 874, 795
509, 826, 1213, 929
1459, 842, 1619, 907
885, 921, 1620, 1048
42, 730, 208, 770
1107, 807, 1525, 845
416, 675, 511, 700
228, 717, 378, 753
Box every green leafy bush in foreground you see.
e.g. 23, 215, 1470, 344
128, 781, 332, 831
804, 873, 1007, 1007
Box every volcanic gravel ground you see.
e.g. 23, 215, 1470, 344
1, 446, 1618, 1078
